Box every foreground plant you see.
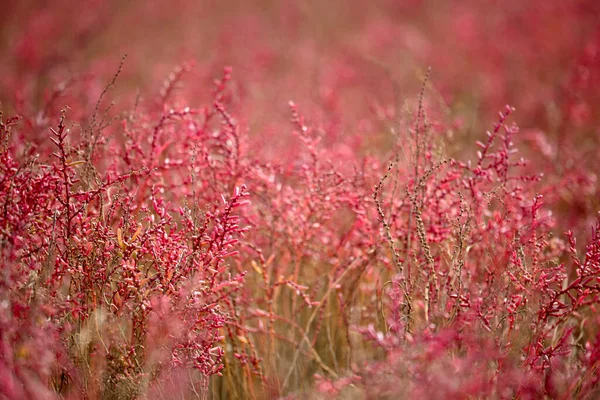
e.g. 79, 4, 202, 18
1, 54, 599, 400
315, 100, 600, 399
1, 66, 253, 399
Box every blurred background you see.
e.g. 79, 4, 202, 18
1, 0, 599, 229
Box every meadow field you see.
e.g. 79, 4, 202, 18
1, 1, 600, 398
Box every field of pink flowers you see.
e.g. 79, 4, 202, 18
1, 1, 600, 399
